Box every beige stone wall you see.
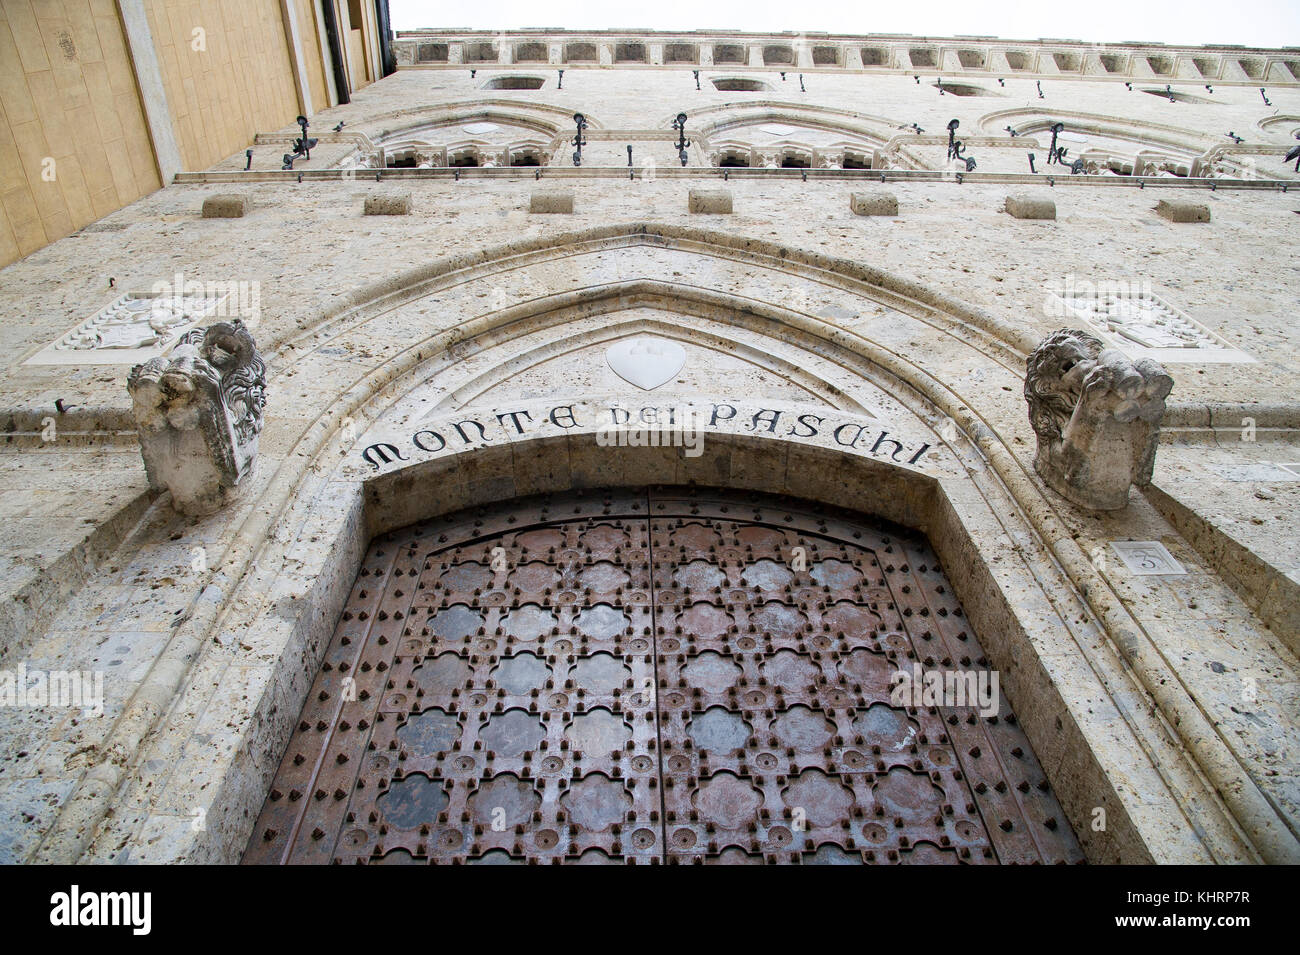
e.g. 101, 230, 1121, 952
0, 0, 383, 269
337, 0, 375, 92
292, 0, 328, 110
0, 0, 161, 267
143, 0, 300, 171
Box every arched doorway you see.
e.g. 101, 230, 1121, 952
245, 486, 1083, 864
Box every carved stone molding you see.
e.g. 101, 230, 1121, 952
604, 335, 687, 389
1047, 285, 1251, 363
25, 290, 231, 365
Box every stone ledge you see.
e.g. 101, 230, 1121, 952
1155, 199, 1210, 223
363, 193, 412, 215
849, 191, 898, 216
1145, 481, 1298, 656
1003, 193, 1056, 220
688, 188, 733, 214
201, 194, 250, 218
529, 190, 574, 214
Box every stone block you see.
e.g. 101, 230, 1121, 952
201, 194, 250, 218
363, 193, 412, 216
849, 191, 898, 216
1154, 199, 1210, 223
1003, 193, 1056, 220
688, 188, 733, 214
529, 190, 574, 213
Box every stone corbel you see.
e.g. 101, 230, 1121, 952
1025, 329, 1173, 510
128, 320, 267, 516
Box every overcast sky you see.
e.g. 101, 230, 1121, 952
389, 0, 1299, 49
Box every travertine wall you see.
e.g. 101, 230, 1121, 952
0, 0, 160, 264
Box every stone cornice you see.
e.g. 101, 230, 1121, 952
392, 30, 1300, 85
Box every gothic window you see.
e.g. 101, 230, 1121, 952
712, 77, 771, 92
1141, 87, 1216, 104
842, 153, 871, 170
509, 149, 541, 167
934, 81, 994, 96
449, 150, 479, 167
780, 153, 810, 169
717, 151, 750, 167
385, 149, 417, 168
483, 75, 545, 90
935, 82, 993, 97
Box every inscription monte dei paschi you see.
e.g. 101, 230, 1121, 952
360, 400, 933, 472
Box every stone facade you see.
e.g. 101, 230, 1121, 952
0, 26, 1298, 865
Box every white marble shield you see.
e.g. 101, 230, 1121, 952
605, 336, 686, 390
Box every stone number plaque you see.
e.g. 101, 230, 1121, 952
1110, 541, 1187, 576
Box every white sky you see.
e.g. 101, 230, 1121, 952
388, 0, 1299, 49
